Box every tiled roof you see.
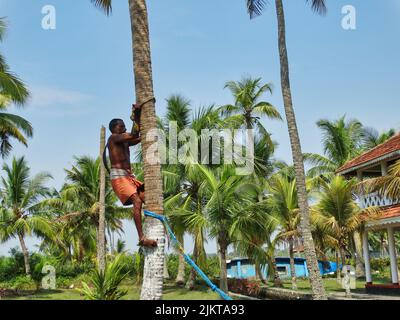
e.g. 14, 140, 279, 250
337, 134, 400, 174
363, 204, 400, 222
377, 204, 400, 220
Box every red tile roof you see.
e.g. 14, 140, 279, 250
337, 134, 400, 174
363, 204, 400, 222
378, 204, 400, 220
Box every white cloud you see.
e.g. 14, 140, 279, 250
8, 86, 96, 117
29, 86, 93, 108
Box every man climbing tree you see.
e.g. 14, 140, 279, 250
106, 104, 157, 248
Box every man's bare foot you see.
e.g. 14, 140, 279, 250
138, 238, 158, 248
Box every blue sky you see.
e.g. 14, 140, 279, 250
0, 0, 399, 255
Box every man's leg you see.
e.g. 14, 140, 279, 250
138, 189, 145, 204
130, 193, 157, 248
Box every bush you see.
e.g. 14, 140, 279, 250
4, 275, 37, 292
0, 256, 22, 281
166, 253, 221, 283
228, 279, 261, 298
370, 258, 390, 273
78, 254, 129, 300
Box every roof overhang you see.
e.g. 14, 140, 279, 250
366, 215, 400, 230
337, 150, 400, 175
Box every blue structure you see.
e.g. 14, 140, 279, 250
227, 257, 338, 279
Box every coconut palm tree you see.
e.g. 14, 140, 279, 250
305, 116, 365, 179
0, 157, 53, 274
229, 196, 272, 284
161, 96, 209, 286
163, 101, 225, 287
78, 254, 130, 300
304, 117, 386, 278
128, 0, 165, 300
313, 176, 380, 268
362, 127, 396, 150
245, 0, 328, 299
266, 174, 301, 290
41, 156, 128, 262
0, 18, 32, 159
91, 0, 165, 300
221, 77, 282, 135
166, 162, 210, 290
196, 164, 250, 293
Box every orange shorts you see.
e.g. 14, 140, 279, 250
110, 169, 144, 206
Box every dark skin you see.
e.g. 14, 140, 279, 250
108, 115, 157, 248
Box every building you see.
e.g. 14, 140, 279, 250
337, 133, 400, 291
227, 257, 338, 280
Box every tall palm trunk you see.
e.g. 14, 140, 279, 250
175, 236, 186, 285
98, 126, 106, 272
218, 237, 228, 294
17, 233, 30, 275
275, 0, 327, 300
288, 238, 297, 290
129, 0, 165, 300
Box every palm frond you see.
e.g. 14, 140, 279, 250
90, 0, 113, 15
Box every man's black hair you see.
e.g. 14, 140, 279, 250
109, 118, 124, 132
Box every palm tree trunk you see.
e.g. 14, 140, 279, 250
98, 126, 106, 272
339, 247, 346, 267
17, 233, 30, 275
175, 236, 186, 286
336, 250, 341, 282
274, 0, 327, 300
289, 238, 297, 290
129, 0, 165, 300
255, 262, 266, 284
78, 240, 85, 262
353, 232, 365, 278
272, 258, 283, 287
185, 244, 198, 290
218, 238, 228, 294
163, 255, 170, 280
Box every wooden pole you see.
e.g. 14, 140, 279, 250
98, 126, 106, 273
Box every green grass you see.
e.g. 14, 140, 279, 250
2, 280, 221, 300
265, 273, 392, 294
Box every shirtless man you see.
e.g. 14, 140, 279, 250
107, 106, 157, 248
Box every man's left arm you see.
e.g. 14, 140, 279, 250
129, 136, 141, 146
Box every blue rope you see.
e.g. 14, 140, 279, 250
144, 210, 233, 301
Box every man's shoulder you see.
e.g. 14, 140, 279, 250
108, 133, 122, 141
108, 134, 130, 147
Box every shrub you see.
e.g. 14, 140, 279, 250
77, 254, 129, 300
370, 258, 390, 273
228, 279, 261, 298
8, 275, 37, 292
166, 253, 221, 283
0, 256, 22, 281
